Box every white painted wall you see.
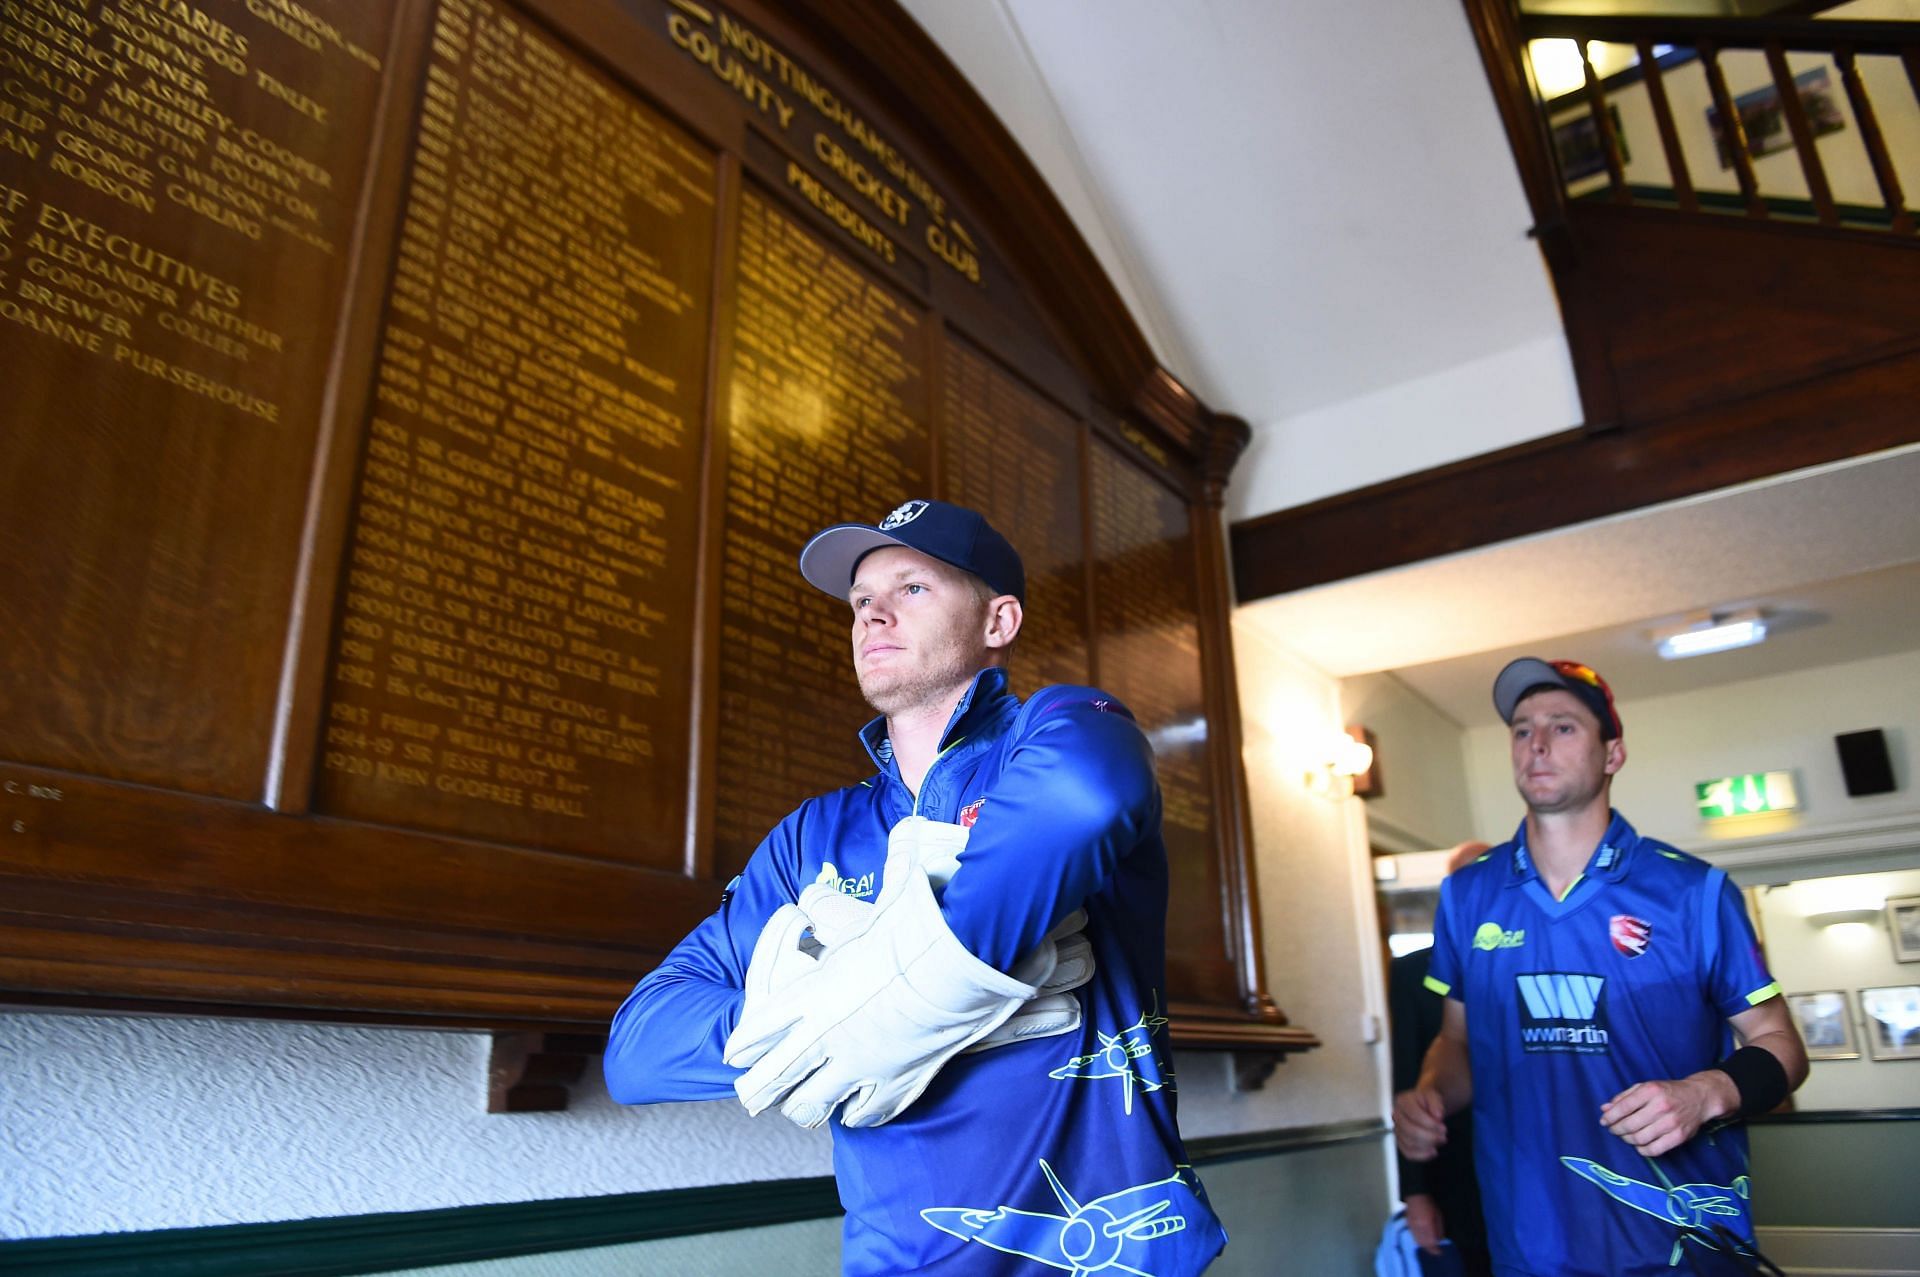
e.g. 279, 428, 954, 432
1228, 335, 1582, 521
1753, 867, 1920, 1112
1462, 648, 1920, 852
1341, 671, 1478, 854
1200, 617, 1393, 1184
0, 1013, 833, 1239
0, 1001, 1342, 1242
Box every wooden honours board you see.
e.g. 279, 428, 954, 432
712, 183, 931, 874
314, 0, 715, 863
0, 0, 1308, 1053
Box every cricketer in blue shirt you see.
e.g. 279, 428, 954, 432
605, 500, 1226, 1275
1394, 658, 1807, 1277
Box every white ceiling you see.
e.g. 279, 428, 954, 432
897, 3, 1920, 716
1241, 444, 1920, 724
899, 0, 1568, 427
1391, 559, 1920, 731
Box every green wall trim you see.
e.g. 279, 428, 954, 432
1575, 183, 1906, 229
0, 1121, 1385, 1276
0, 1178, 844, 1277
1187, 1117, 1388, 1165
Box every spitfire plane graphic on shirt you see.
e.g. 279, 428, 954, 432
1047, 1001, 1170, 1115
922, 1159, 1202, 1275
1561, 1156, 1752, 1268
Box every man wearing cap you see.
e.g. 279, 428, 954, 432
1392, 658, 1806, 1277
605, 499, 1227, 1275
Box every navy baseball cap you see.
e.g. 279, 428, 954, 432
799, 499, 1026, 603
1492, 657, 1623, 740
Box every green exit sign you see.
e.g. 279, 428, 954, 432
1696, 772, 1799, 820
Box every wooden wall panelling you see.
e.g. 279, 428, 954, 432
684, 144, 741, 883
0, 0, 1296, 1050
1190, 416, 1298, 1039
312, 0, 726, 868
935, 333, 1093, 694
467, 0, 769, 888
0, 5, 407, 801
267, 0, 445, 813
1565, 208, 1920, 427
708, 175, 937, 879
1086, 431, 1237, 1010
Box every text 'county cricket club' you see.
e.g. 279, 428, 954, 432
1515, 973, 1612, 1054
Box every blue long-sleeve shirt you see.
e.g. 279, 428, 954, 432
606, 667, 1226, 1275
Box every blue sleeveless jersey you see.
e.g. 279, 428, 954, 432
606, 667, 1226, 1275
1427, 813, 1781, 1277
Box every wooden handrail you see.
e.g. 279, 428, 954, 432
1580, 39, 1631, 204
1836, 45, 1917, 235
1699, 39, 1767, 218
1636, 39, 1698, 213
1764, 40, 1838, 225
1520, 14, 1918, 56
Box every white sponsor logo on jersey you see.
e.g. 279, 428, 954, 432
1516, 972, 1610, 1053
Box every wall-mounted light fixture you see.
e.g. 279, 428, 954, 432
1796, 876, 1887, 927
1806, 908, 1880, 927
1306, 727, 1375, 799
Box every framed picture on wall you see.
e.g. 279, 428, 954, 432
1787, 990, 1858, 1060
1887, 896, 1920, 963
1552, 104, 1630, 183
1859, 985, 1920, 1061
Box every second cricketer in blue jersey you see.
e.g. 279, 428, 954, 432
1394, 658, 1807, 1277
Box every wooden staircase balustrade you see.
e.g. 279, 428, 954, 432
1638, 38, 1701, 213
1836, 45, 1916, 235
1521, 13, 1918, 236
1765, 40, 1839, 226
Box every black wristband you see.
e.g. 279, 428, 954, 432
1714, 1044, 1789, 1118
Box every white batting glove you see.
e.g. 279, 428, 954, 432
724, 851, 1046, 1128
966, 909, 1094, 1053
734, 861, 872, 1044
726, 816, 1098, 1127
814, 817, 1096, 1054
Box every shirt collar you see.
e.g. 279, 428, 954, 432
1507, 809, 1640, 886
858, 666, 1014, 773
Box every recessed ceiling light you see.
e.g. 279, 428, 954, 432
1655, 609, 1768, 660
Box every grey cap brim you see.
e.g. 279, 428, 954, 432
1491, 657, 1565, 724
798, 524, 912, 598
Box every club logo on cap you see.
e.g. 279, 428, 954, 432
879, 500, 928, 530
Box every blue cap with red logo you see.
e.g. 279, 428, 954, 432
799, 499, 1026, 603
